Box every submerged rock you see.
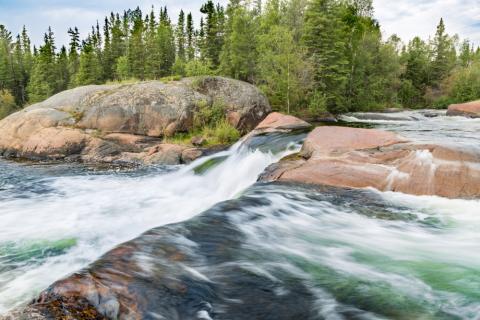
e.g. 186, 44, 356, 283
447, 100, 480, 118
0, 77, 270, 164
12, 196, 318, 320
260, 126, 480, 198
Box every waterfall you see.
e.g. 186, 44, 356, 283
0, 135, 302, 313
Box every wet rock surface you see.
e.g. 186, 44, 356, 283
0, 77, 271, 165
16, 191, 320, 320
260, 126, 480, 198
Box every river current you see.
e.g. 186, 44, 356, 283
0, 111, 479, 319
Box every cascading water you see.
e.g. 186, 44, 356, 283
1, 111, 480, 319
0, 134, 303, 313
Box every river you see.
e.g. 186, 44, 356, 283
0, 111, 479, 319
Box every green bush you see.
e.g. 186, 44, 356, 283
185, 60, 214, 77
211, 120, 240, 144
0, 90, 18, 119
193, 99, 226, 129
307, 90, 328, 115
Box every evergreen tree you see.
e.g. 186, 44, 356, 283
156, 7, 176, 77
27, 28, 57, 102
55, 45, 69, 92
144, 7, 159, 79
176, 10, 186, 61
430, 18, 456, 84
257, 25, 312, 113
219, 3, 257, 81
303, 0, 349, 112
127, 7, 146, 79
186, 13, 195, 61
74, 36, 103, 85
67, 27, 80, 86
200, 1, 224, 67
399, 37, 431, 107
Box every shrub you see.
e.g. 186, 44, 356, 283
211, 120, 240, 144
193, 99, 226, 129
0, 90, 18, 120
307, 90, 328, 115
185, 60, 214, 77
160, 75, 182, 83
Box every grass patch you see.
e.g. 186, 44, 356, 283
69, 110, 85, 122
160, 75, 183, 83
105, 78, 141, 85
165, 120, 240, 147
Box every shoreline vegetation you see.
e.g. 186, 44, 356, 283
1, 0, 480, 122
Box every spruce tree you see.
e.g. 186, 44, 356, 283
74, 36, 103, 85
127, 7, 146, 79
219, 4, 258, 82
27, 28, 57, 102
186, 13, 195, 61
67, 27, 80, 86
431, 18, 456, 84
303, 0, 349, 112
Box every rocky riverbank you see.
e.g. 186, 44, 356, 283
0, 76, 270, 166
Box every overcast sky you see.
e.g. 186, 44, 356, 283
0, 0, 479, 47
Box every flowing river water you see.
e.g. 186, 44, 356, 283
0, 111, 480, 319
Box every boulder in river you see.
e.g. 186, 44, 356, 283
447, 100, 480, 118
260, 126, 480, 198
0, 77, 271, 164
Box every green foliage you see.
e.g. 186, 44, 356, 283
185, 60, 214, 77
303, 0, 349, 113
219, 5, 257, 82
160, 75, 182, 82
307, 90, 328, 115
257, 25, 313, 113
0, 89, 18, 119
439, 61, 480, 104
0, 1, 479, 113
193, 99, 226, 129
204, 120, 240, 144
115, 56, 129, 81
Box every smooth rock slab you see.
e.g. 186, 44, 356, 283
447, 100, 480, 118
260, 126, 480, 198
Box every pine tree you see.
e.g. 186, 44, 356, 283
257, 25, 312, 113
0, 25, 14, 94
186, 13, 195, 61
176, 10, 186, 61
219, 2, 257, 81
156, 7, 176, 77
67, 27, 80, 86
102, 18, 114, 81
74, 36, 103, 85
27, 28, 57, 102
127, 7, 146, 79
303, 0, 349, 112
56, 46, 69, 92
399, 37, 431, 107
200, 1, 224, 67
431, 18, 456, 84
144, 7, 159, 79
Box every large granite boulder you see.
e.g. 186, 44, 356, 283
0, 77, 271, 164
447, 100, 480, 118
260, 126, 480, 198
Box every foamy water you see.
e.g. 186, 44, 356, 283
1, 111, 480, 319
0, 138, 301, 313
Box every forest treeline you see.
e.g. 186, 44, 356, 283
1, 0, 480, 119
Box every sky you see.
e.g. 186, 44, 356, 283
0, 0, 479, 47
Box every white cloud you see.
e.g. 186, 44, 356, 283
374, 0, 480, 45
1, 0, 479, 47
